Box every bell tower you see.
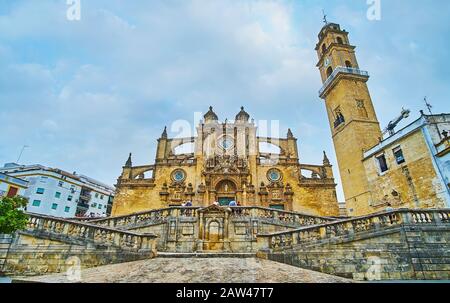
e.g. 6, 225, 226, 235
316, 22, 382, 215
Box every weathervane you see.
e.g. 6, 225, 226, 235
322, 9, 328, 25
423, 96, 442, 139
424, 96, 433, 115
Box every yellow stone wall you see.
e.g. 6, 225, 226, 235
255, 165, 338, 216
112, 164, 197, 214
323, 78, 382, 216
317, 23, 383, 216
113, 160, 339, 217
362, 130, 447, 214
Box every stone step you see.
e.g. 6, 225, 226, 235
157, 252, 256, 258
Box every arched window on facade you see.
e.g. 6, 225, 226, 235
326, 66, 333, 78
345, 60, 353, 68
322, 44, 327, 54
337, 37, 344, 44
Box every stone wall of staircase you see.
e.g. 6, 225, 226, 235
1, 214, 158, 277
257, 209, 450, 280
0, 234, 13, 273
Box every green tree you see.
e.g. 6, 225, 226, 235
0, 196, 29, 234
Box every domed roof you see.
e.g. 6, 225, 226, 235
204, 106, 218, 122
235, 106, 250, 122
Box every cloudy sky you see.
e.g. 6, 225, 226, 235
0, 0, 449, 200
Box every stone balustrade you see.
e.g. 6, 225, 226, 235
25, 213, 157, 252
230, 207, 334, 227
84, 206, 336, 230
88, 207, 198, 229
258, 209, 450, 251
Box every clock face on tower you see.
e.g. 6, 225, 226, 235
218, 136, 234, 151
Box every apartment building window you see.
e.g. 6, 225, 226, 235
67, 195, 73, 201
92, 203, 97, 207
36, 188, 45, 194
100, 195, 104, 200
58, 181, 64, 187
40, 176, 48, 183
393, 147, 406, 165
376, 154, 389, 173
55, 192, 61, 199
95, 193, 99, 198
51, 203, 58, 210
98, 204, 102, 209
32, 200, 41, 207
64, 206, 70, 213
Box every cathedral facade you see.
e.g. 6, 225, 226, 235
112, 107, 339, 216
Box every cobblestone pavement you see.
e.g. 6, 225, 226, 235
18, 258, 354, 283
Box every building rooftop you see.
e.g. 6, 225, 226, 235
0, 172, 28, 188
363, 113, 450, 159
0, 163, 114, 194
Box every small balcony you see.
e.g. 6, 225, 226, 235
76, 202, 90, 210
319, 66, 369, 97
79, 193, 91, 202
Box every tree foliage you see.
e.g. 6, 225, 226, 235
0, 196, 29, 234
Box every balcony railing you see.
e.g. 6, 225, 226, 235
319, 66, 369, 97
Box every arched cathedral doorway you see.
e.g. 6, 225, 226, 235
215, 179, 237, 206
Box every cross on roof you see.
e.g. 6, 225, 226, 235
424, 97, 433, 115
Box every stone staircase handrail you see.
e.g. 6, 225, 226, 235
24, 212, 157, 252
257, 208, 450, 250
73, 206, 338, 229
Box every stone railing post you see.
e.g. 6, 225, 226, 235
346, 221, 355, 237
319, 226, 327, 239
371, 216, 381, 231
432, 211, 442, 224
62, 222, 70, 235
400, 210, 412, 225
113, 232, 121, 247
273, 211, 278, 221
256, 235, 271, 251
37, 217, 44, 230
251, 207, 258, 218
291, 231, 298, 246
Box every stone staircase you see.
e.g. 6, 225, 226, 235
257, 208, 450, 280
7, 206, 450, 281
1, 213, 158, 277
82, 206, 336, 231
157, 251, 256, 258
0, 234, 13, 270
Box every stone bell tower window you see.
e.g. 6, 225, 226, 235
345, 60, 352, 68
337, 37, 344, 44
326, 66, 333, 78
333, 107, 345, 128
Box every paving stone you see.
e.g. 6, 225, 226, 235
17, 258, 354, 283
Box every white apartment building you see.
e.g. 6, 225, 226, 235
0, 163, 115, 218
